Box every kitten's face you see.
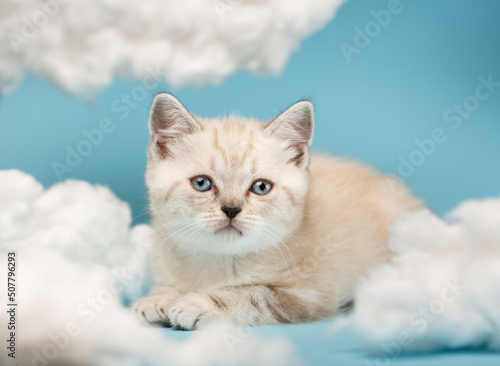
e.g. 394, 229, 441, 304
146, 93, 314, 256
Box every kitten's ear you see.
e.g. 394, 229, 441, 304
265, 100, 314, 166
149, 92, 200, 159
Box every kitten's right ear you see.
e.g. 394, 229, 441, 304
149, 93, 200, 159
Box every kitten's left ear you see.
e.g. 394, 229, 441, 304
265, 100, 315, 166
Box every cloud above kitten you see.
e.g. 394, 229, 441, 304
0, 0, 346, 97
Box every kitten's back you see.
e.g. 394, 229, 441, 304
299, 154, 422, 308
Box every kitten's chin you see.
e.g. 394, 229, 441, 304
214, 223, 243, 238
195, 226, 263, 256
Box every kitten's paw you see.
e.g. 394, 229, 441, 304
132, 293, 178, 325
167, 293, 222, 330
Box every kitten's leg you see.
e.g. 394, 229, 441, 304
132, 286, 182, 325
167, 285, 330, 330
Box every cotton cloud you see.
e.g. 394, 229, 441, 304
0, 170, 300, 366
0, 0, 345, 96
349, 198, 500, 355
0, 169, 150, 301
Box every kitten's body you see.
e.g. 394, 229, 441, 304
133, 94, 421, 329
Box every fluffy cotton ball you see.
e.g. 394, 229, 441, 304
33, 180, 131, 264
0, 169, 43, 243
0, 0, 345, 96
350, 198, 500, 354
0, 169, 150, 301
122, 223, 155, 302
1, 248, 122, 366
449, 198, 500, 252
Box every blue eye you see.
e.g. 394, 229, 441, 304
251, 180, 272, 195
191, 176, 212, 192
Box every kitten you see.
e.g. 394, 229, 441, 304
132, 93, 422, 330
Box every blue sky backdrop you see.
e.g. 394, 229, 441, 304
1, 0, 499, 223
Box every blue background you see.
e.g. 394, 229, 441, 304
1, 0, 499, 225
164, 319, 500, 366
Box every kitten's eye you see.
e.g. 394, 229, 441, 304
250, 180, 272, 195
191, 176, 212, 192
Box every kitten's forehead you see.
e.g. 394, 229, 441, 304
199, 117, 268, 172
176, 116, 302, 193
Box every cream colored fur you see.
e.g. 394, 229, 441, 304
132, 93, 422, 330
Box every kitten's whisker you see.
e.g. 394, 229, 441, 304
259, 228, 291, 275
183, 225, 206, 249
161, 221, 199, 242
284, 231, 309, 260
248, 230, 262, 258
251, 231, 278, 268
157, 221, 201, 260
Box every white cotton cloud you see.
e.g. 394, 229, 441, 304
0, 170, 300, 366
0, 169, 151, 301
0, 0, 345, 96
348, 197, 500, 354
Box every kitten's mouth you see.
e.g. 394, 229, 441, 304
215, 223, 243, 237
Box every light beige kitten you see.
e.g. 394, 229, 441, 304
132, 92, 422, 330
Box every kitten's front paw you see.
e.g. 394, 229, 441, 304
167, 293, 223, 330
132, 292, 178, 325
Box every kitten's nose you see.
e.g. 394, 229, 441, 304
221, 206, 242, 219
